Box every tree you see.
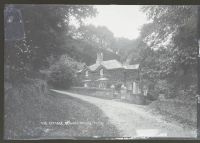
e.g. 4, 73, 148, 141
47, 54, 85, 89
141, 6, 198, 70
5, 4, 97, 81
75, 25, 115, 51
139, 5, 198, 97
48, 64, 76, 89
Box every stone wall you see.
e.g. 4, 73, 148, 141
70, 87, 114, 99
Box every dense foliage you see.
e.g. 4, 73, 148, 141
47, 55, 84, 89
5, 5, 97, 83
48, 64, 76, 89
136, 6, 198, 99
76, 25, 115, 51
4, 5, 98, 139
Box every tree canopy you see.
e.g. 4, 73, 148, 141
75, 25, 115, 51
134, 5, 198, 98
5, 4, 97, 81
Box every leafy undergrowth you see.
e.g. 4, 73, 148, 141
4, 79, 48, 139
148, 97, 197, 129
40, 90, 119, 139
4, 80, 119, 139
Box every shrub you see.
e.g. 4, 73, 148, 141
154, 80, 168, 94
153, 80, 176, 99
47, 63, 77, 89
147, 89, 159, 100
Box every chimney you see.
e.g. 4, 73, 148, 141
96, 52, 103, 64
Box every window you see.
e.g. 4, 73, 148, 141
100, 69, 103, 76
85, 70, 88, 77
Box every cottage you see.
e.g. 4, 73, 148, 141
78, 51, 141, 94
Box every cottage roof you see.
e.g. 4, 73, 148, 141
89, 63, 100, 71
81, 60, 139, 72
88, 60, 139, 72
88, 60, 123, 71
101, 60, 123, 70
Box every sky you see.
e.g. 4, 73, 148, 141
85, 5, 149, 40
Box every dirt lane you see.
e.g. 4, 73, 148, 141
51, 89, 196, 138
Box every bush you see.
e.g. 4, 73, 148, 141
147, 89, 159, 100
47, 63, 77, 89
154, 80, 168, 94
143, 80, 159, 100
154, 80, 176, 99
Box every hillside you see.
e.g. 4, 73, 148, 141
62, 37, 121, 66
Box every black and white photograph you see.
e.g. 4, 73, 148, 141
4, 4, 200, 139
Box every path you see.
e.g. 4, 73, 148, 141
51, 89, 196, 138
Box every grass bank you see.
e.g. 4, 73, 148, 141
42, 90, 119, 139
4, 79, 48, 139
4, 80, 119, 139
148, 97, 197, 129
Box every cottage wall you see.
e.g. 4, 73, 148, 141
104, 69, 124, 84
79, 68, 139, 85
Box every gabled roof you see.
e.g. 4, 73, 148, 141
88, 60, 123, 71
89, 63, 100, 71
79, 60, 139, 73
101, 60, 123, 70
